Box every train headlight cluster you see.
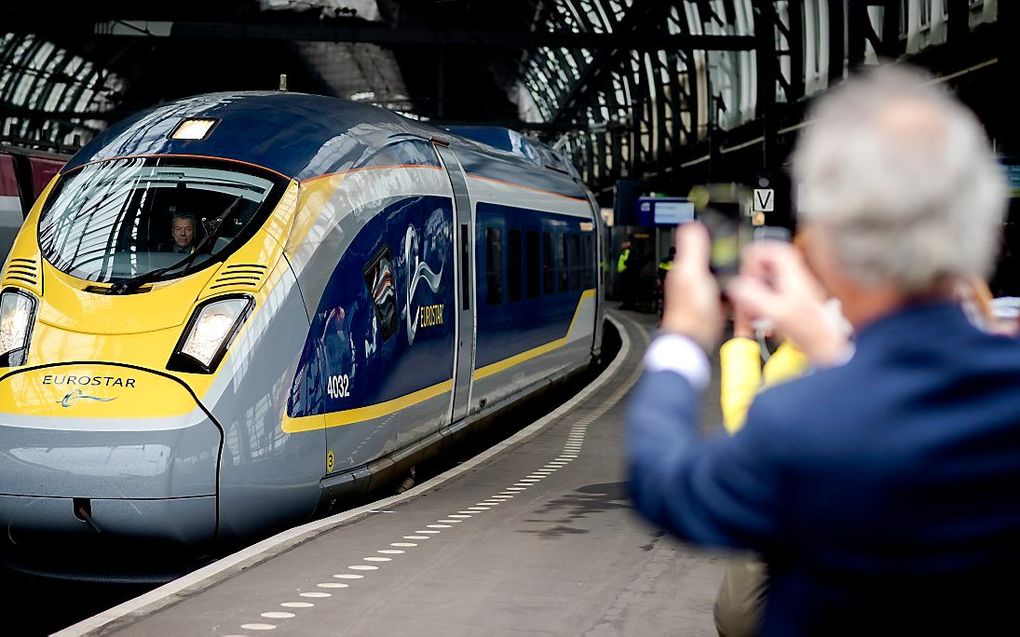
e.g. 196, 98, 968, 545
168, 296, 253, 373
0, 289, 36, 366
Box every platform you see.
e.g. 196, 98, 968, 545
59, 310, 726, 636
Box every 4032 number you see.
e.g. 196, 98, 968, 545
327, 374, 351, 399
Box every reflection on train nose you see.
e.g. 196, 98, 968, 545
9, 445, 171, 478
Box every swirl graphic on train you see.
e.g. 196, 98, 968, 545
404, 218, 445, 346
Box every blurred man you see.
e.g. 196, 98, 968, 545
627, 65, 1018, 635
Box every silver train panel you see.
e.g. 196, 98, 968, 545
206, 257, 324, 541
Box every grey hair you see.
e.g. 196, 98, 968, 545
793, 64, 1007, 292
171, 211, 196, 225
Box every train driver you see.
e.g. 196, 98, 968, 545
168, 212, 197, 254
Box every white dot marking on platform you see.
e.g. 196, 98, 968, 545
317, 582, 350, 588
449, 513, 472, 517
261, 612, 296, 619
241, 623, 277, 631
391, 542, 418, 547
506, 487, 527, 491
427, 524, 451, 528
348, 565, 378, 571
282, 602, 314, 609
364, 556, 391, 562
334, 574, 363, 579
437, 519, 462, 523
466, 507, 490, 511
378, 549, 405, 554
300, 592, 331, 598
406, 534, 431, 539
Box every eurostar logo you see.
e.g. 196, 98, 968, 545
58, 389, 117, 408
403, 223, 444, 346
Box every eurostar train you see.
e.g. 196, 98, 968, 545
0, 93, 604, 579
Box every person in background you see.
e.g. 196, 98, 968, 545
618, 240, 635, 310
656, 247, 676, 321
628, 65, 1018, 635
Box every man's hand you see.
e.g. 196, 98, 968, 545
727, 242, 849, 365
661, 223, 723, 352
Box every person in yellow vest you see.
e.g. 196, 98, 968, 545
617, 241, 631, 275
713, 231, 818, 636
618, 241, 636, 310
657, 247, 675, 320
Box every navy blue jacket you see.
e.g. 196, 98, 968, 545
628, 303, 1020, 635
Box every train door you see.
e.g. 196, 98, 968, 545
434, 143, 475, 423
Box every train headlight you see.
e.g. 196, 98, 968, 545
0, 289, 37, 367
168, 296, 253, 373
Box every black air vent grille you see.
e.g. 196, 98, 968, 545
209, 263, 268, 291
5, 258, 38, 286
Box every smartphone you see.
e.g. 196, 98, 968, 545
698, 203, 749, 287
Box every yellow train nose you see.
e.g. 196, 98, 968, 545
0, 363, 198, 419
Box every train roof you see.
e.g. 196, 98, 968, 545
63, 92, 585, 199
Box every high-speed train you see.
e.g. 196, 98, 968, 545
0, 92, 605, 579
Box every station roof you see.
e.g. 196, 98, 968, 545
0, 1, 1007, 194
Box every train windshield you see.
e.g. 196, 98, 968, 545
38, 157, 286, 284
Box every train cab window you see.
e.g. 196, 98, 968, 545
570, 233, 581, 290
508, 229, 522, 302
542, 231, 555, 295
37, 157, 286, 285
525, 230, 540, 298
583, 234, 594, 289
559, 233, 569, 292
486, 227, 503, 304
364, 247, 398, 341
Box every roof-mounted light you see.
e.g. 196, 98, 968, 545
170, 118, 219, 141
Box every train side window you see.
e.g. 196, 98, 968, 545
525, 230, 540, 298
583, 234, 594, 289
543, 231, 555, 294
363, 247, 398, 341
508, 228, 522, 302
486, 227, 503, 304
559, 233, 569, 292
570, 233, 581, 290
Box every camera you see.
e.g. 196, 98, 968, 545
699, 204, 747, 288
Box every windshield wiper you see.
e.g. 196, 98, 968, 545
109, 197, 245, 295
